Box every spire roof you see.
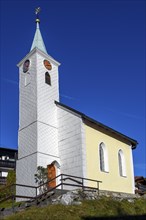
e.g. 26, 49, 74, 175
30, 8, 47, 54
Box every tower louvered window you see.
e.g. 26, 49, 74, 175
45, 72, 51, 85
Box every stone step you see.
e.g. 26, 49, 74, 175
0, 188, 70, 217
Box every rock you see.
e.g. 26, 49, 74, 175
127, 199, 134, 203
60, 194, 73, 205
72, 201, 82, 205
72, 190, 79, 195
51, 199, 58, 204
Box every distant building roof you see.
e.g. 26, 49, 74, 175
0, 147, 17, 152
0, 147, 18, 157
55, 101, 138, 149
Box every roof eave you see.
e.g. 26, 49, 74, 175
17, 47, 61, 67
55, 101, 138, 149
82, 115, 138, 149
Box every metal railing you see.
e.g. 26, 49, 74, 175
60, 174, 101, 192
0, 177, 7, 185
0, 174, 102, 208
0, 160, 15, 169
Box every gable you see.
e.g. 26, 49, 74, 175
55, 101, 138, 149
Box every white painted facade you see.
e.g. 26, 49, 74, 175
129, 145, 135, 193
16, 47, 61, 198
16, 42, 88, 194
16, 18, 137, 198
57, 105, 87, 189
57, 105, 87, 176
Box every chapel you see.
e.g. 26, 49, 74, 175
16, 10, 138, 198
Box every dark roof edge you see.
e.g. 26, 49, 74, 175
0, 147, 18, 152
55, 101, 138, 149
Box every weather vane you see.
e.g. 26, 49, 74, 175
35, 7, 41, 15
35, 7, 41, 23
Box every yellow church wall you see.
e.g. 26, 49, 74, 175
84, 122, 134, 194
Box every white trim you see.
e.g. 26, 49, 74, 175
17, 47, 61, 67
51, 160, 60, 168
56, 104, 82, 119
81, 122, 87, 179
129, 145, 135, 193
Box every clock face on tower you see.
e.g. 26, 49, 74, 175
43, 59, 52, 70
23, 59, 30, 73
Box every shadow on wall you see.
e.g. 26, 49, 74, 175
82, 215, 146, 220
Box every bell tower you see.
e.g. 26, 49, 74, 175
16, 8, 60, 197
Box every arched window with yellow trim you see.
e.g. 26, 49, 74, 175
99, 142, 109, 172
118, 149, 126, 177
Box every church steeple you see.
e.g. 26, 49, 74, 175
30, 7, 47, 54
16, 7, 61, 199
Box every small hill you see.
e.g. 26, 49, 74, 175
3, 197, 146, 220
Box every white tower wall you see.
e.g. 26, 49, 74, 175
16, 48, 60, 199
36, 51, 60, 164
19, 53, 37, 130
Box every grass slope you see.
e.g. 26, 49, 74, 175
3, 197, 146, 220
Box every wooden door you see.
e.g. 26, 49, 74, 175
47, 164, 56, 188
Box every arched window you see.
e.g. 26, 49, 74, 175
99, 143, 105, 171
45, 72, 51, 85
23, 59, 30, 73
118, 149, 126, 177
99, 142, 109, 172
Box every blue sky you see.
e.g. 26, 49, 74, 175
0, 0, 145, 177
